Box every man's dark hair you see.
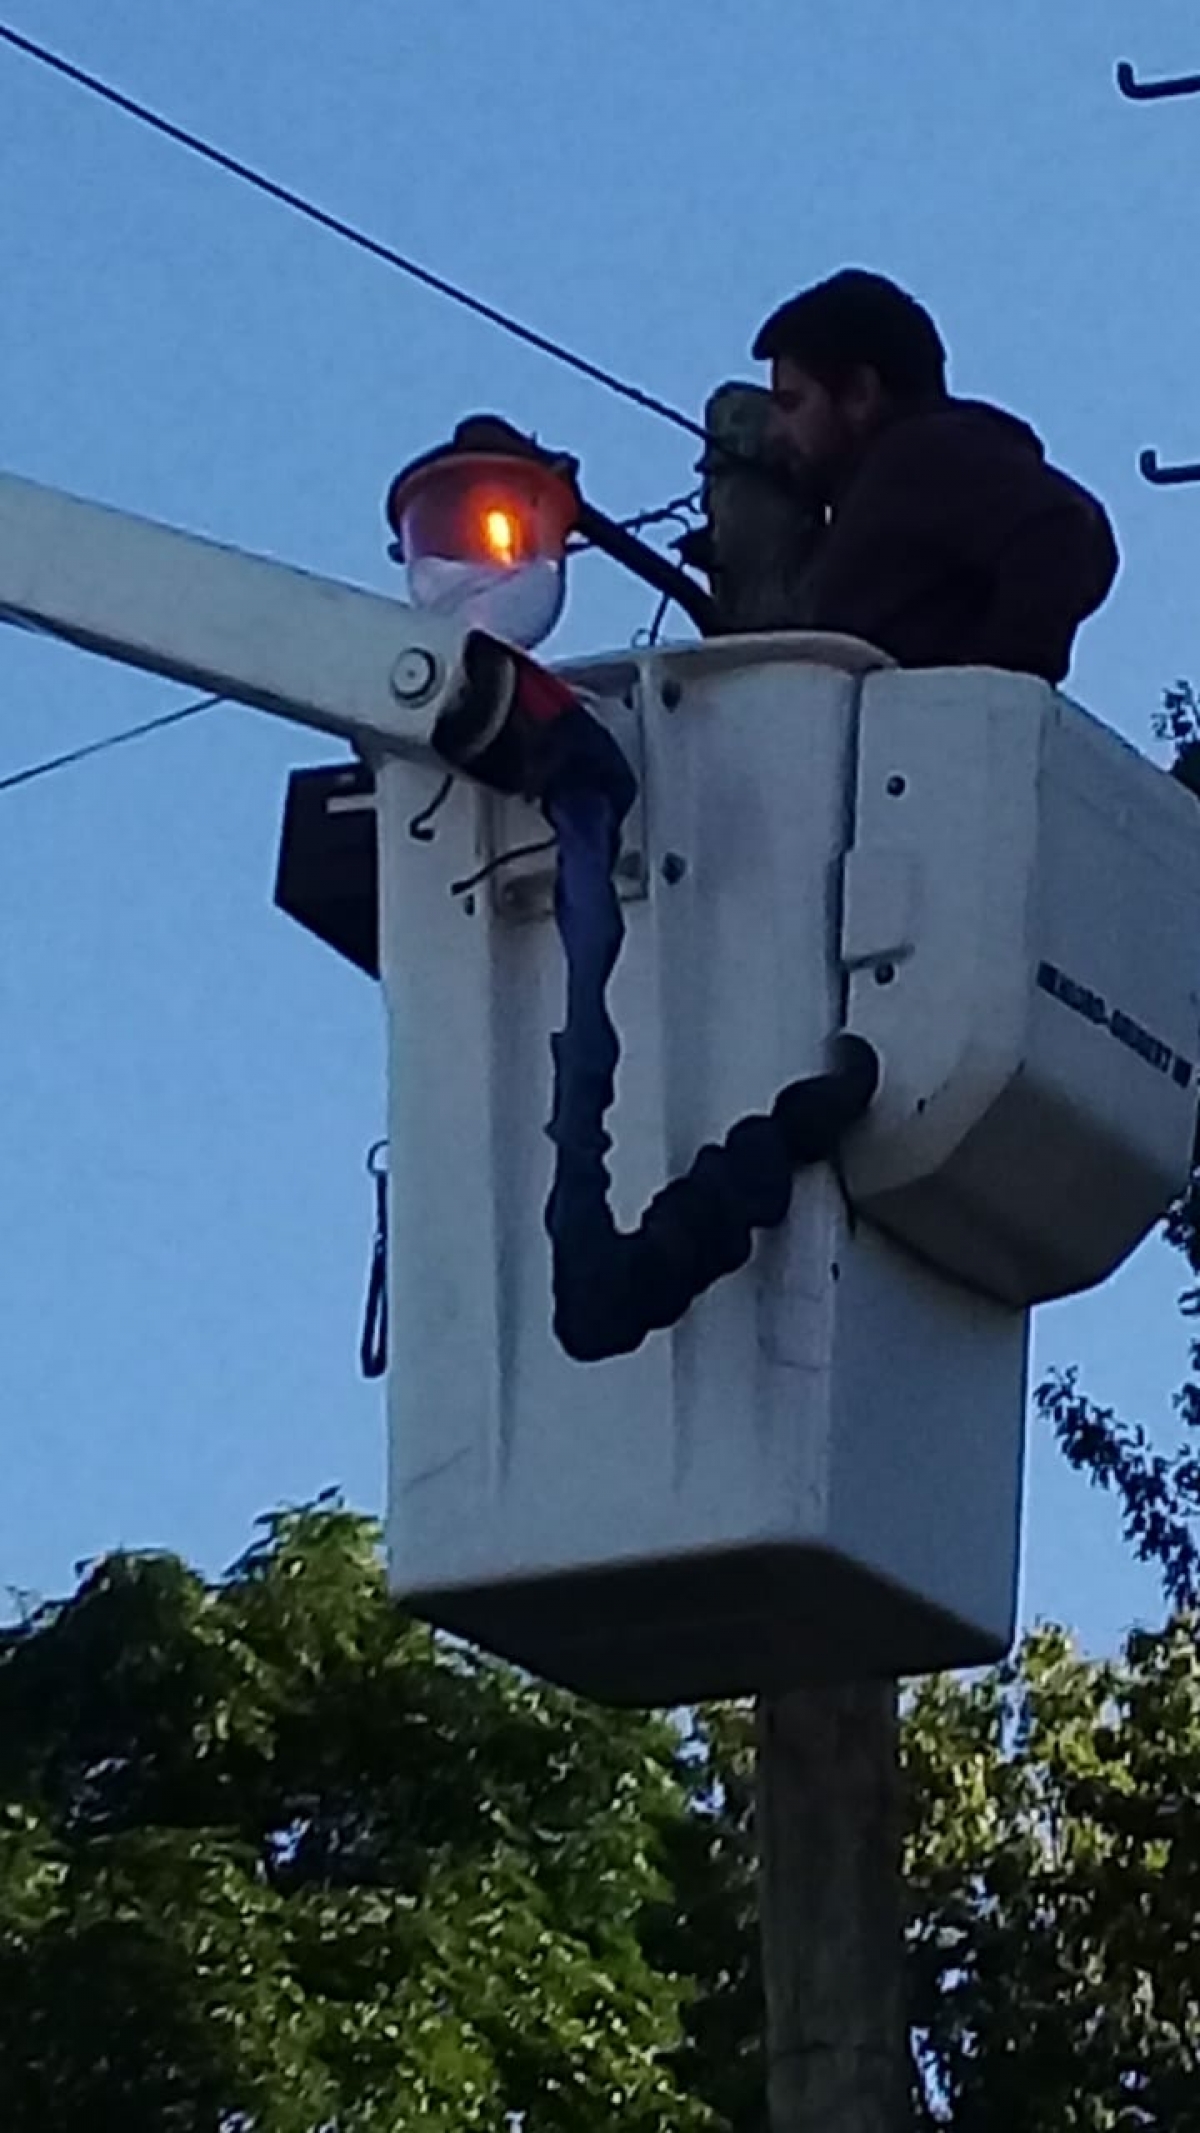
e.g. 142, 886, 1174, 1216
752, 269, 948, 400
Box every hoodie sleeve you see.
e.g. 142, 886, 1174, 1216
810, 411, 1120, 684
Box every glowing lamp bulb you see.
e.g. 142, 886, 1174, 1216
483, 507, 518, 565
386, 450, 577, 651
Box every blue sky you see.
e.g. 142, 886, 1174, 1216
0, 0, 1197, 1650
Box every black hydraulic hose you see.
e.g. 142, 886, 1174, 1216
540, 710, 879, 1363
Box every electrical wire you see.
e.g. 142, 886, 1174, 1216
567, 489, 702, 558
619, 488, 703, 536
0, 20, 707, 446
632, 589, 672, 649
0, 691, 222, 794
450, 836, 558, 900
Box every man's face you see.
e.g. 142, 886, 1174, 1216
768, 356, 883, 492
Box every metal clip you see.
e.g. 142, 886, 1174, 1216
1140, 449, 1200, 489
1116, 60, 1200, 103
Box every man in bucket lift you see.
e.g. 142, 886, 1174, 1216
691, 269, 1118, 683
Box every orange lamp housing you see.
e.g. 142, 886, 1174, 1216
385, 449, 578, 651
386, 451, 577, 568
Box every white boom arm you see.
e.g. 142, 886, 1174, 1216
0, 470, 476, 756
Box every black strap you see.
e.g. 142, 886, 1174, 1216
360, 1141, 389, 1379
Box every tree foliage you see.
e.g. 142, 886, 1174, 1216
906, 1624, 1200, 2129
10, 1495, 1200, 2132
0, 1502, 713, 2131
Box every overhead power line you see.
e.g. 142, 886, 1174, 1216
0, 692, 222, 795
0, 20, 707, 446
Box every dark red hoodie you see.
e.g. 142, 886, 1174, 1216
799, 398, 1119, 683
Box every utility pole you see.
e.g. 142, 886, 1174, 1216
699, 384, 909, 2133
757, 1686, 906, 2133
